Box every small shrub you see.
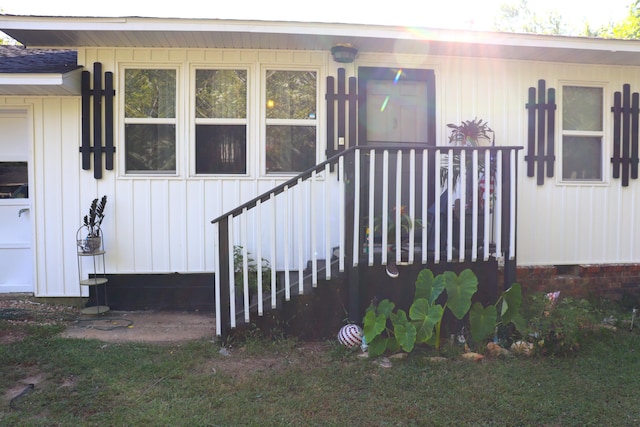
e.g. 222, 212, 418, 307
233, 246, 272, 294
523, 293, 602, 357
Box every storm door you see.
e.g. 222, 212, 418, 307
0, 109, 33, 293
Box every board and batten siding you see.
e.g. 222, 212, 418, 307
3, 47, 640, 297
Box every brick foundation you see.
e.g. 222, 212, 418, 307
512, 264, 640, 303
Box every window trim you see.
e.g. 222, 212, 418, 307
190, 65, 251, 177
261, 66, 320, 176
559, 82, 608, 185
120, 64, 181, 177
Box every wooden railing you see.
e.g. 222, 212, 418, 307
211, 144, 521, 338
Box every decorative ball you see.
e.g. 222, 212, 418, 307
337, 324, 363, 349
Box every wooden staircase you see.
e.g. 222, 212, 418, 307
212, 145, 521, 340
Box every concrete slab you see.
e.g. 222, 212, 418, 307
61, 311, 216, 344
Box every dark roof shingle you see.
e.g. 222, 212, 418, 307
0, 45, 78, 73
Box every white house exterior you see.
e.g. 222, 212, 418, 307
2, 15, 640, 306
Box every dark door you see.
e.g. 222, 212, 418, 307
357, 68, 437, 251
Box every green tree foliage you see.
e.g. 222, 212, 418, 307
493, 0, 570, 35
600, 0, 640, 39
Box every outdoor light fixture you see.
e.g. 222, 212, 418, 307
331, 43, 358, 63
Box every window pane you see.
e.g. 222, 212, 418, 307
196, 70, 247, 119
196, 125, 246, 174
562, 136, 601, 180
266, 126, 316, 173
266, 71, 317, 120
125, 69, 176, 118
563, 86, 602, 131
0, 162, 28, 199
125, 124, 176, 172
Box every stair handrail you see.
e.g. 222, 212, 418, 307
209, 143, 455, 225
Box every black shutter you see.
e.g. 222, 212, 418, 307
525, 79, 556, 185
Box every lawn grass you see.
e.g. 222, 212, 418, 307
1, 319, 640, 427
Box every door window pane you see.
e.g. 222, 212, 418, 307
0, 162, 27, 199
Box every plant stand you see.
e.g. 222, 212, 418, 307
76, 226, 109, 315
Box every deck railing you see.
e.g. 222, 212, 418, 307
211, 144, 521, 338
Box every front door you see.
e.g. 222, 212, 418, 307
0, 109, 33, 293
357, 68, 437, 241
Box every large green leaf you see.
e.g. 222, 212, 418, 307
367, 335, 388, 358
501, 283, 522, 325
469, 302, 497, 342
377, 299, 395, 318
410, 298, 444, 343
391, 310, 416, 352
363, 309, 387, 344
415, 269, 445, 304
443, 269, 478, 320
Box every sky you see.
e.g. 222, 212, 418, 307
0, 0, 634, 32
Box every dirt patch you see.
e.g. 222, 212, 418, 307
0, 294, 215, 344
201, 341, 332, 381
0, 295, 80, 344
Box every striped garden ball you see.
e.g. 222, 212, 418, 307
338, 324, 363, 349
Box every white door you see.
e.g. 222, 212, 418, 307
0, 109, 33, 293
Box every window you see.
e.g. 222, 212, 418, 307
561, 85, 604, 181
195, 69, 248, 174
265, 70, 317, 173
124, 69, 177, 173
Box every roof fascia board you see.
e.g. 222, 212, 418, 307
0, 68, 82, 95
3, 15, 640, 56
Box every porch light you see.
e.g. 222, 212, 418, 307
331, 43, 358, 63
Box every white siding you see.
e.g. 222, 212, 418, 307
5, 47, 640, 296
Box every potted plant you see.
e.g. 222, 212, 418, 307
371, 205, 422, 248
77, 195, 107, 253
441, 118, 495, 208
440, 119, 496, 249
447, 117, 494, 147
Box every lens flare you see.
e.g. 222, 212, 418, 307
393, 69, 403, 84
380, 95, 390, 112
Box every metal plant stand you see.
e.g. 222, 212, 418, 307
76, 226, 109, 315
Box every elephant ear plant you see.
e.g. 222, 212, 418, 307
363, 268, 523, 358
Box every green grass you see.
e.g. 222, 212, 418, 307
1, 322, 640, 427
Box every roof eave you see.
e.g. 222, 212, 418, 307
0, 68, 83, 96
3, 15, 640, 66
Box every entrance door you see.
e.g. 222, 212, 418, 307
0, 109, 33, 293
357, 68, 437, 244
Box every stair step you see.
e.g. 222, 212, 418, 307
235, 257, 341, 321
